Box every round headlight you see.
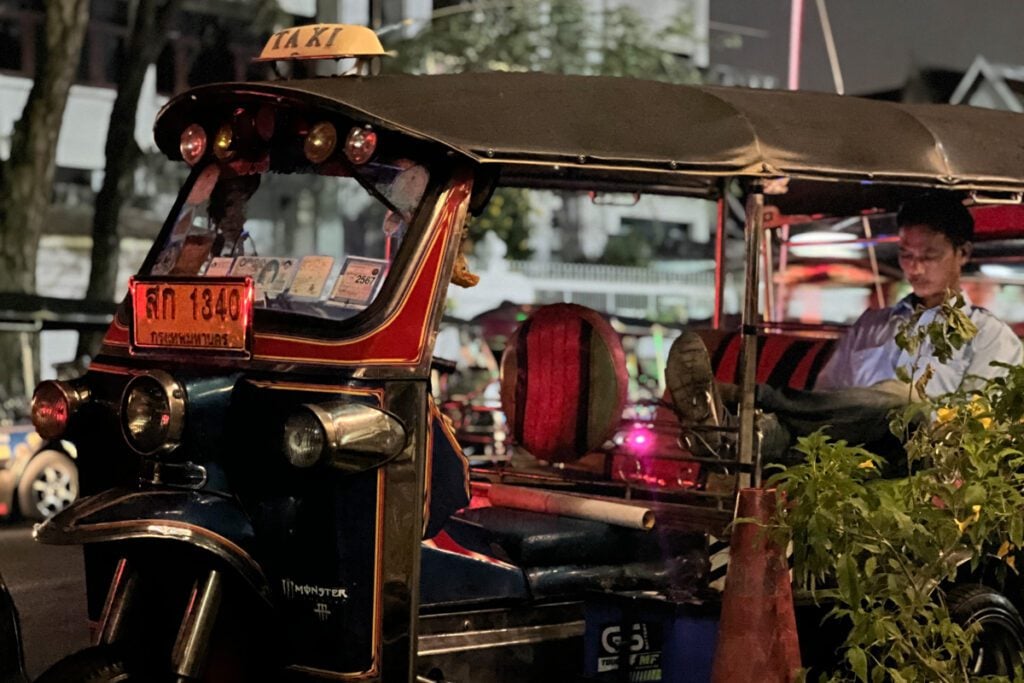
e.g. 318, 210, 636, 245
121, 371, 185, 455
180, 124, 207, 166
303, 121, 337, 164
282, 409, 326, 468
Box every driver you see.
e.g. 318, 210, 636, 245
669, 194, 1023, 468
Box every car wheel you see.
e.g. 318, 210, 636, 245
17, 450, 78, 521
947, 583, 1024, 676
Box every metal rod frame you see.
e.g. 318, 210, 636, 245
713, 196, 727, 329
171, 569, 224, 680
738, 190, 765, 489
96, 558, 139, 646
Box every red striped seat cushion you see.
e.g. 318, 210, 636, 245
696, 330, 838, 390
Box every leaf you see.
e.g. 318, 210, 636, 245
962, 483, 986, 506
847, 646, 868, 682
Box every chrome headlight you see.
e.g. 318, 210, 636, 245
282, 402, 407, 473
121, 371, 185, 455
282, 409, 327, 468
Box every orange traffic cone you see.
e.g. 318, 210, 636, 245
711, 487, 800, 683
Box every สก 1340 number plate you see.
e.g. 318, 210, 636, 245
130, 277, 254, 353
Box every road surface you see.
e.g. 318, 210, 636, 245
0, 522, 89, 677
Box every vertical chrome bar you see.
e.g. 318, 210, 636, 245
96, 558, 139, 646
775, 224, 791, 321
713, 196, 727, 330
761, 223, 775, 324
739, 190, 764, 490
171, 569, 223, 680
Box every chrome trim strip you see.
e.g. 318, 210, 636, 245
35, 517, 270, 603
417, 620, 585, 656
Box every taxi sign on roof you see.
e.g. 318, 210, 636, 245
253, 23, 385, 62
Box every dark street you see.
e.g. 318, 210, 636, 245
0, 522, 89, 678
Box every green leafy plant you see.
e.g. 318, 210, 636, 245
768, 291, 1024, 681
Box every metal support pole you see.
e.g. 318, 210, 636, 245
19, 332, 33, 402
713, 196, 727, 329
738, 190, 764, 490
761, 224, 775, 324
775, 224, 791, 321
861, 215, 886, 308
96, 558, 139, 646
171, 569, 223, 680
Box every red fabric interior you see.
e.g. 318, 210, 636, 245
696, 330, 838, 390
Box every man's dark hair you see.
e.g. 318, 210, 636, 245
896, 194, 974, 247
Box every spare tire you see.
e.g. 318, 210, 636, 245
500, 304, 627, 462
947, 583, 1024, 676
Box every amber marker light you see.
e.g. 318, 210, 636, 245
344, 126, 377, 165
304, 121, 338, 164
180, 124, 207, 166
31, 380, 88, 440
213, 123, 235, 160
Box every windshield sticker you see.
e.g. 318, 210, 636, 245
230, 256, 264, 279
229, 256, 297, 298
257, 258, 298, 295
205, 257, 235, 277
289, 255, 335, 298
329, 257, 387, 308
391, 163, 429, 216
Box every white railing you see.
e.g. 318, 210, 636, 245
506, 260, 715, 287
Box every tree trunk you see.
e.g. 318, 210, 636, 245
77, 0, 181, 360
555, 192, 584, 262
0, 0, 90, 413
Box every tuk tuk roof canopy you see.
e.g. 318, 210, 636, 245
156, 72, 1024, 208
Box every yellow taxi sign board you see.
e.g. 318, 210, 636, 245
254, 24, 385, 62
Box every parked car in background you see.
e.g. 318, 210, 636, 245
0, 425, 78, 521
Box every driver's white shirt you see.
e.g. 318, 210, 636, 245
814, 292, 1022, 399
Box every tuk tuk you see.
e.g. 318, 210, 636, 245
11, 22, 1024, 682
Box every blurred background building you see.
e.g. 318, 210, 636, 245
3, 0, 1024, 378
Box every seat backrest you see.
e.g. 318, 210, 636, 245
500, 304, 627, 462
695, 329, 838, 391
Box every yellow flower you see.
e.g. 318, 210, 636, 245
857, 460, 876, 470
979, 417, 993, 430
936, 407, 957, 423
998, 541, 1014, 559
955, 505, 982, 533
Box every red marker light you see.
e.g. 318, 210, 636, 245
344, 126, 377, 165
180, 124, 207, 166
32, 380, 86, 439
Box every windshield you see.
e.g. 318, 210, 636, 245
144, 156, 432, 322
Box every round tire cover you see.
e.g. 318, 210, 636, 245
500, 304, 627, 462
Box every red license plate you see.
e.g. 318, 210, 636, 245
130, 278, 253, 353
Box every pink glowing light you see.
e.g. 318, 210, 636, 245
624, 424, 656, 457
